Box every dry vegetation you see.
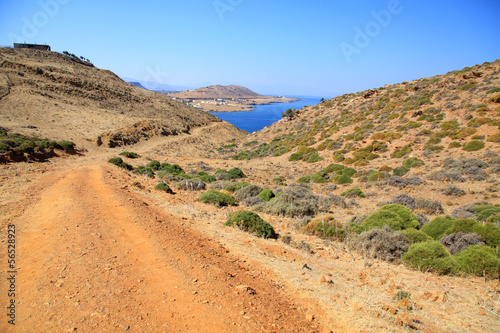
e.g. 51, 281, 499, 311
1, 49, 500, 332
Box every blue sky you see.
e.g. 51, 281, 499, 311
1, 0, 499, 97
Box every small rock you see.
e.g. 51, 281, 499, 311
306, 314, 315, 322
320, 276, 333, 284
236, 285, 256, 295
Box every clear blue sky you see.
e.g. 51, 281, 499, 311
1, 0, 499, 97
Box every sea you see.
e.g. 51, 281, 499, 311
209, 96, 322, 133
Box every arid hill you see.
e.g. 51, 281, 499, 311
168, 84, 298, 112
0, 47, 245, 148
169, 84, 262, 99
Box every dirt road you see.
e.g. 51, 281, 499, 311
0, 163, 316, 332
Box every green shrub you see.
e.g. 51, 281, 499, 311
297, 175, 312, 183
323, 163, 345, 173
301, 216, 345, 240
311, 173, 328, 183
58, 141, 75, 150
341, 187, 366, 198
474, 205, 500, 221
159, 163, 185, 175
288, 153, 303, 161
403, 228, 433, 244
258, 189, 275, 202
108, 157, 133, 171
334, 174, 353, 184
225, 210, 276, 239
367, 171, 385, 182
403, 157, 425, 169
225, 182, 250, 193
445, 219, 480, 235
199, 174, 216, 183
380, 205, 420, 229
254, 194, 318, 217
454, 245, 500, 278
393, 166, 409, 177
391, 144, 412, 158
154, 182, 173, 194
361, 209, 411, 232
463, 140, 485, 152
18, 140, 35, 153
198, 190, 235, 206
403, 241, 457, 275
304, 152, 323, 163
340, 167, 358, 177
148, 160, 161, 170
474, 223, 500, 248
422, 216, 456, 240
108, 157, 124, 166
227, 167, 246, 180
119, 151, 140, 158
134, 166, 155, 178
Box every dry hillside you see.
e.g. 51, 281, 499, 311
0, 47, 245, 148
1, 51, 500, 332
169, 84, 263, 99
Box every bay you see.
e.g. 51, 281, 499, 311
209, 96, 321, 133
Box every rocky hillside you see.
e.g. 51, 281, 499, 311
230, 59, 500, 170
169, 84, 262, 99
0, 47, 244, 147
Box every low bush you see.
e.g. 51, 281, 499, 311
403, 241, 457, 275
235, 184, 263, 202
333, 174, 353, 184
442, 185, 466, 197
428, 170, 466, 182
108, 157, 133, 171
224, 182, 250, 193
415, 212, 430, 228
367, 171, 385, 182
254, 193, 319, 217
119, 151, 140, 158
422, 216, 456, 240
134, 166, 155, 178
402, 228, 433, 244
360, 205, 419, 232
393, 166, 410, 177
301, 215, 346, 240
160, 163, 185, 175
258, 189, 275, 202
474, 205, 500, 221
389, 193, 417, 210
154, 182, 173, 194
225, 210, 276, 239
454, 245, 500, 278
415, 197, 444, 215
403, 157, 425, 169
463, 140, 485, 152
341, 187, 366, 198
349, 226, 409, 263
304, 153, 323, 163
198, 190, 235, 206
176, 179, 206, 191
148, 160, 161, 170
440, 232, 485, 255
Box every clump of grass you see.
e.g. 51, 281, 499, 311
341, 187, 366, 198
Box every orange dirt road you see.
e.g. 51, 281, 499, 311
0, 164, 315, 332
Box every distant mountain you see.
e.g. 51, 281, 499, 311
128, 81, 147, 90
120, 77, 191, 92
169, 85, 263, 99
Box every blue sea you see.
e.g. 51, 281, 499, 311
210, 97, 321, 133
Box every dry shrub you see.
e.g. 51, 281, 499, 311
415, 211, 430, 227
428, 170, 466, 182
348, 226, 409, 263
415, 197, 444, 215
440, 232, 486, 255
234, 184, 263, 202
175, 179, 206, 191
442, 185, 466, 197
389, 193, 417, 210
451, 207, 476, 219
301, 215, 346, 240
